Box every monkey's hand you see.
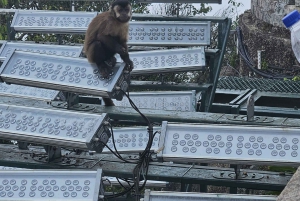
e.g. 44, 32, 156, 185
125, 59, 134, 72
116, 46, 127, 55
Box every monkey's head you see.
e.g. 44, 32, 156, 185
111, 0, 132, 23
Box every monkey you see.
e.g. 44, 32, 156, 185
84, 0, 133, 106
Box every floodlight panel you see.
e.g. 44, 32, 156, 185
0, 169, 102, 201
0, 104, 110, 152
102, 127, 161, 153
136, 0, 222, 3
158, 123, 300, 166
116, 48, 206, 75
143, 191, 276, 201
0, 42, 83, 59
11, 10, 97, 34
0, 51, 130, 100
128, 21, 211, 46
108, 91, 197, 112
0, 83, 62, 101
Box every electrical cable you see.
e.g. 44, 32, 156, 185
236, 26, 294, 79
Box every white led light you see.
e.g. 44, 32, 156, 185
0, 42, 83, 60
102, 127, 161, 153
104, 91, 197, 112
143, 190, 276, 201
0, 166, 24, 170
11, 10, 97, 34
103, 177, 168, 188
136, 0, 222, 3
0, 169, 102, 201
116, 48, 206, 75
0, 51, 130, 100
128, 21, 211, 46
158, 122, 300, 166
0, 83, 62, 101
0, 104, 110, 153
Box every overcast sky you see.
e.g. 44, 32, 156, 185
149, 1, 251, 17
208, 0, 251, 16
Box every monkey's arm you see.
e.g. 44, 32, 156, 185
97, 35, 126, 55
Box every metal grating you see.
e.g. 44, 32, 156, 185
217, 76, 300, 93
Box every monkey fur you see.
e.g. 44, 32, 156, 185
84, 0, 134, 106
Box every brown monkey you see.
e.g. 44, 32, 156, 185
84, 0, 133, 76
84, 0, 133, 106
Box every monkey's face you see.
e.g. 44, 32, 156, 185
113, 4, 132, 23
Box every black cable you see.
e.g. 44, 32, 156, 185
236, 26, 294, 79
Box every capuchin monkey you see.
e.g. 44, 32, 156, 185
84, 0, 134, 106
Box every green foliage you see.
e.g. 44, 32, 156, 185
261, 60, 268, 70
292, 75, 300, 81
268, 166, 297, 173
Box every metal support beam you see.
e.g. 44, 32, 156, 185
0, 144, 291, 191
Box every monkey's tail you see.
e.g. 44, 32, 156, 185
103, 97, 115, 106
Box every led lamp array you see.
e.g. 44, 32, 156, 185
0, 42, 83, 60
117, 48, 206, 75
108, 90, 197, 112
11, 10, 97, 34
0, 83, 62, 101
128, 21, 211, 46
0, 51, 130, 100
103, 127, 161, 153
0, 104, 110, 153
158, 122, 300, 166
10, 11, 211, 46
0, 170, 102, 201
142, 190, 276, 201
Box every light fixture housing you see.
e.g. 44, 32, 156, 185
158, 122, 300, 166
0, 83, 64, 101
128, 21, 211, 46
0, 104, 111, 153
0, 169, 103, 201
0, 51, 130, 100
116, 48, 206, 75
102, 127, 161, 153
11, 10, 97, 34
104, 90, 197, 112
142, 190, 276, 201
0, 42, 83, 61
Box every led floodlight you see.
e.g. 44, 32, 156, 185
0, 83, 62, 101
128, 21, 211, 46
117, 48, 206, 75
158, 122, 300, 166
102, 127, 161, 153
0, 169, 102, 201
136, 0, 222, 3
0, 42, 83, 60
0, 104, 111, 153
0, 51, 130, 100
143, 190, 277, 201
105, 90, 197, 112
11, 10, 97, 34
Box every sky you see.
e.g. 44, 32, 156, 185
149, 0, 251, 17
208, 0, 251, 16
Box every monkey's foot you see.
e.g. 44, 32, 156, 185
99, 67, 113, 79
